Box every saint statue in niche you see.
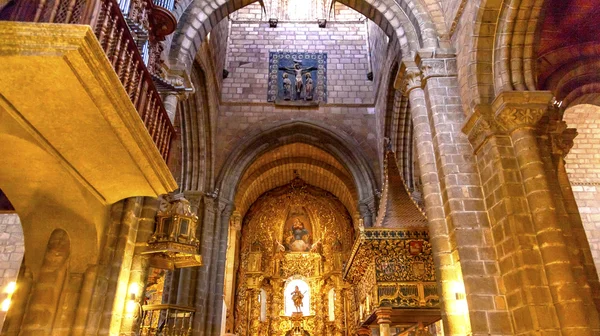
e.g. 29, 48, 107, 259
291, 285, 305, 312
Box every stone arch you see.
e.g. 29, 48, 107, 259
235, 157, 357, 217
178, 61, 214, 192
167, 0, 442, 72
216, 120, 378, 217
465, 0, 600, 111
463, 0, 545, 111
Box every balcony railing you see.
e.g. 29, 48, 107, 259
139, 304, 195, 336
153, 0, 175, 11
0, 0, 174, 161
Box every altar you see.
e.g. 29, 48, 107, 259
230, 178, 356, 336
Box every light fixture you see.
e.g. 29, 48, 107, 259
126, 283, 140, 318
1, 281, 16, 312
143, 195, 202, 269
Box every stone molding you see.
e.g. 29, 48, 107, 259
462, 104, 501, 152
491, 91, 554, 133
463, 91, 558, 151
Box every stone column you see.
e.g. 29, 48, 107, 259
399, 60, 474, 336
492, 91, 595, 335
375, 307, 392, 336
551, 126, 600, 314
2, 266, 32, 336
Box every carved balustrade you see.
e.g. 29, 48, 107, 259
139, 304, 195, 336
0, 0, 175, 161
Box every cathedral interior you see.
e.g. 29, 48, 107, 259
1, 0, 600, 335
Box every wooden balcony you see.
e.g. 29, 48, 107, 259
0, 0, 177, 205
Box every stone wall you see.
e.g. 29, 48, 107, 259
368, 20, 389, 97
332, 2, 363, 21
0, 213, 23, 328
564, 104, 600, 277
222, 4, 378, 104
209, 17, 230, 91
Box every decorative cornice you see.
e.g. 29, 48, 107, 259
492, 91, 554, 132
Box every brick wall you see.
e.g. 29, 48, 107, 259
564, 104, 600, 276
0, 213, 24, 327
222, 5, 378, 104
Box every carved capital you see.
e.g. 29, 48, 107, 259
462, 104, 501, 152
547, 120, 578, 158
397, 62, 422, 95
492, 91, 554, 132
219, 200, 234, 221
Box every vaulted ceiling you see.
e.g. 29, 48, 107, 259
536, 0, 600, 105
234, 143, 357, 218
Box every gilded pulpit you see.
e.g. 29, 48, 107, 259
344, 151, 441, 335
233, 177, 356, 336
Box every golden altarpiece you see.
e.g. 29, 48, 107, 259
232, 150, 440, 336
234, 177, 358, 336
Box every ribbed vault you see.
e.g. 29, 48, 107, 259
235, 143, 357, 217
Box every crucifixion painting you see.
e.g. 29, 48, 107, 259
268, 52, 327, 105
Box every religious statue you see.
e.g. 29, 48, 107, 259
285, 218, 312, 252
279, 61, 317, 100
282, 73, 292, 100
291, 285, 305, 313
304, 73, 314, 100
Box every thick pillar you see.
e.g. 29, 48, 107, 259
400, 52, 513, 336
192, 195, 234, 335
494, 91, 594, 335
464, 91, 600, 335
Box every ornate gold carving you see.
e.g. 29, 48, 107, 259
233, 179, 355, 336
